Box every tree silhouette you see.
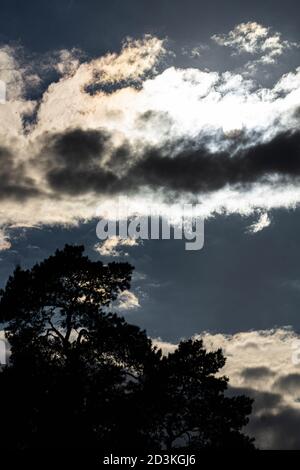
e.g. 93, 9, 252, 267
0, 245, 255, 450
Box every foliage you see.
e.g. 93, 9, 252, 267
0, 245, 254, 450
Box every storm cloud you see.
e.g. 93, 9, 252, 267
128, 130, 300, 193
40, 129, 120, 195
36, 128, 300, 197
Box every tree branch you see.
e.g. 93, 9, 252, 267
48, 318, 65, 343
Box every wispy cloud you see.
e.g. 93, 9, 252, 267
212, 22, 299, 65
247, 212, 271, 233
95, 236, 139, 257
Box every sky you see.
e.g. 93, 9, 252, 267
1, 0, 300, 449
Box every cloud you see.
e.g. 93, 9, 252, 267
248, 406, 300, 450
212, 22, 298, 65
116, 289, 140, 311
0, 45, 30, 99
153, 328, 300, 449
40, 128, 121, 195
240, 366, 276, 382
274, 373, 300, 396
95, 236, 139, 257
0, 146, 39, 201
0, 229, 11, 251
0, 32, 300, 229
181, 44, 209, 58
34, 127, 300, 198
247, 213, 271, 233
132, 130, 300, 191
54, 48, 83, 76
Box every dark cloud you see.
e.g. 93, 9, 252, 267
40, 129, 120, 195
248, 407, 300, 450
228, 386, 283, 414
0, 129, 300, 200
227, 387, 300, 449
240, 366, 276, 381
1, 127, 297, 202
39, 128, 300, 197
274, 373, 300, 394
0, 146, 39, 200
130, 130, 300, 193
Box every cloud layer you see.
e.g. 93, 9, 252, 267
0, 25, 300, 229
154, 328, 300, 449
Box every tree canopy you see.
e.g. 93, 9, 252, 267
0, 245, 255, 450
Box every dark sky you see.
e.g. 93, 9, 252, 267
1, 208, 300, 342
1, 0, 300, 55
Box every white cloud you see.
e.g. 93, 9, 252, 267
117, 289, 140, 311
153, 338, 177, 355
0, 45, 36, 143
0, 229, 11, 251
212, 22, 298, 65
55, 48, 82, 76
247, 212, 271, 233
95, 236, 139, 257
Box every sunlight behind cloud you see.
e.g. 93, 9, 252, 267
0, 30, 300, 231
